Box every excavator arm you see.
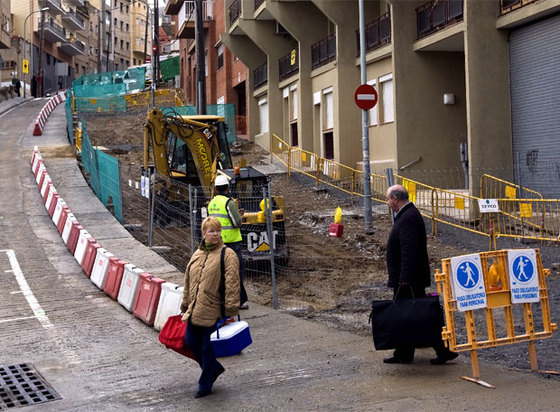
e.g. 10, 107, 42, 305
144, 108, 221, 194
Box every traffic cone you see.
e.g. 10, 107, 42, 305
33, 121, 43, 136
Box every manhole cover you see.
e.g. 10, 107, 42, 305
0, 363, 61, 409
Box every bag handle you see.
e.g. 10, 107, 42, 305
215, 314, 241, 339
393, 284, 415, 301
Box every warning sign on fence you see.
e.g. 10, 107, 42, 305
450, 253, 487, 312
508, 249, 539, 304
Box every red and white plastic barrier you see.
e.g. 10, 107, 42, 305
29, 146, 192, 344
33, 92, 67, 136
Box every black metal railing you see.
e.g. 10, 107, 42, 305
499, 0, 536, 15
254, 0, 264, 10
416, 0, 463, 39
311, 34, 336, 70
41, 18, 65, 38
230, 0, 241, 26
279, 50, 299, 81
254, 62, 268, 89
356, 12, 391, 55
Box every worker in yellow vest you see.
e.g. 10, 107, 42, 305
208, 174, 248, 308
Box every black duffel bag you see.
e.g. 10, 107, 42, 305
368, 288, 444, 351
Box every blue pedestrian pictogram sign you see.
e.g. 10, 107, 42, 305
508, 249, 539, 303
450, 254, 487, 312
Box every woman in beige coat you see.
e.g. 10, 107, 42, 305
181, 216, 240, 398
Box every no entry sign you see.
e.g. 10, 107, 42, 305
354, 84, 378, 110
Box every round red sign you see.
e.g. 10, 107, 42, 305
354, 84, 378, 110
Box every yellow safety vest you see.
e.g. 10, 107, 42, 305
208, 195, 242, 243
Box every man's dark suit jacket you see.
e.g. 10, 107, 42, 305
386, 202, 431, 290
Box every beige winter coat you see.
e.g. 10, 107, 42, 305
181, 240, 240, 327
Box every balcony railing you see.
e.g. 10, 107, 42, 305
179, 0, 214, 28
356, 12, 391, 55
311, 34, 336, 70
230, 0, 241, 26
416, 0, 463, 39
45, 0, 65, 15
254, 62, 267, 89
62, 9, 85, 30
500, 0, 536, 14
254, 0, 264, 10
279, 50, 299, 81
40, 18, 66, 43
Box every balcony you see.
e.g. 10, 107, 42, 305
61, 9, 85, 31
279, 49, 299, 82
60, 36, 85, 56
416, 0, 463, 40
500, 0, 536, 14
311, 34, 336, 70
254, 0, 264, 10
177, 1, 213, 39
165, 0, 186, 15
254, 62, 267, 89
356, 12, 391, 55
39, 19, 66, 44
44, 0, 65, 15
230, 0, 241, 26
66, 0, 85, 6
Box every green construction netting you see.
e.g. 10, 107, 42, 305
80, 119, 123, 223
160, 56, 180, 82
73, 67, 146, 96
161, 104, 237, 144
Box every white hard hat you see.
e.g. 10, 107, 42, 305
215, 175, 229, 187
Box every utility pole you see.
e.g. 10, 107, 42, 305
106, 5, 112, 72
143, 0, 149, 63
37, 2, 46, 97
154, 0, 159, 82
195, 0, 206, 114
98, 0, 105, 72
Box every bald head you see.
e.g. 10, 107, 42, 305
386, 184, 409, 213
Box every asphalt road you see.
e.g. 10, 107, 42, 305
0, 98, 559, 411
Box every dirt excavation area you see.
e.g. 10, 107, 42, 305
83, 111, 560, 377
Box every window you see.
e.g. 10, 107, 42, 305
290, 86, 298, 120
120, 2, 123, 12
126, 41, 129, 50
323, 88, 333, 130
216, 44, 224, 70
120, 21, 123, 31
126, 23, 129, 31
380, 73, 394, 123
205, 51, 208, 77
134, 58, 137, 65
258, 98, 269, 134
114, 18, 117, 26
126, 5, 129, 13
120, 39, 124, 49
367, 80, 378, 126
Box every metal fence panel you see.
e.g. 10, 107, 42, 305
98, 150, 123, 223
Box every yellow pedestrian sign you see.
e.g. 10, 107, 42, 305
23, 59, 29, 74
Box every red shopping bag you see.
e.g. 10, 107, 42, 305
158, 315, 195, 360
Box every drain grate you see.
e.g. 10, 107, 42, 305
0, 363, 61, 409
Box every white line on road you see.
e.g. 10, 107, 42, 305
1, 249, 54, 329
0, 316, 38, 324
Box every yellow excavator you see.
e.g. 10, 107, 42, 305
143, 107, 288, 266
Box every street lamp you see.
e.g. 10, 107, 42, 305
23, 7, 49, 98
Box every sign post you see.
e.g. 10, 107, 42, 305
478, 199, 499, 250
357, 0, 374, 233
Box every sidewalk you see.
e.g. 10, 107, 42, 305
0, 96, 31, 116
19, 102, 560, 410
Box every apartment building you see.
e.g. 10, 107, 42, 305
0, 0, 11, 82
165, 0, 250, 138
130, 0, 150, 66
218, 0, 560, 197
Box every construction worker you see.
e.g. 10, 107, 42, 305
208, 174, 248, 308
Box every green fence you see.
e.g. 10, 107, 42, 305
81, 121, 123, 223
161, 104, 237, 144
65, 90, 74, 144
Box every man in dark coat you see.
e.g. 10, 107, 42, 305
384, 184, 458, 365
